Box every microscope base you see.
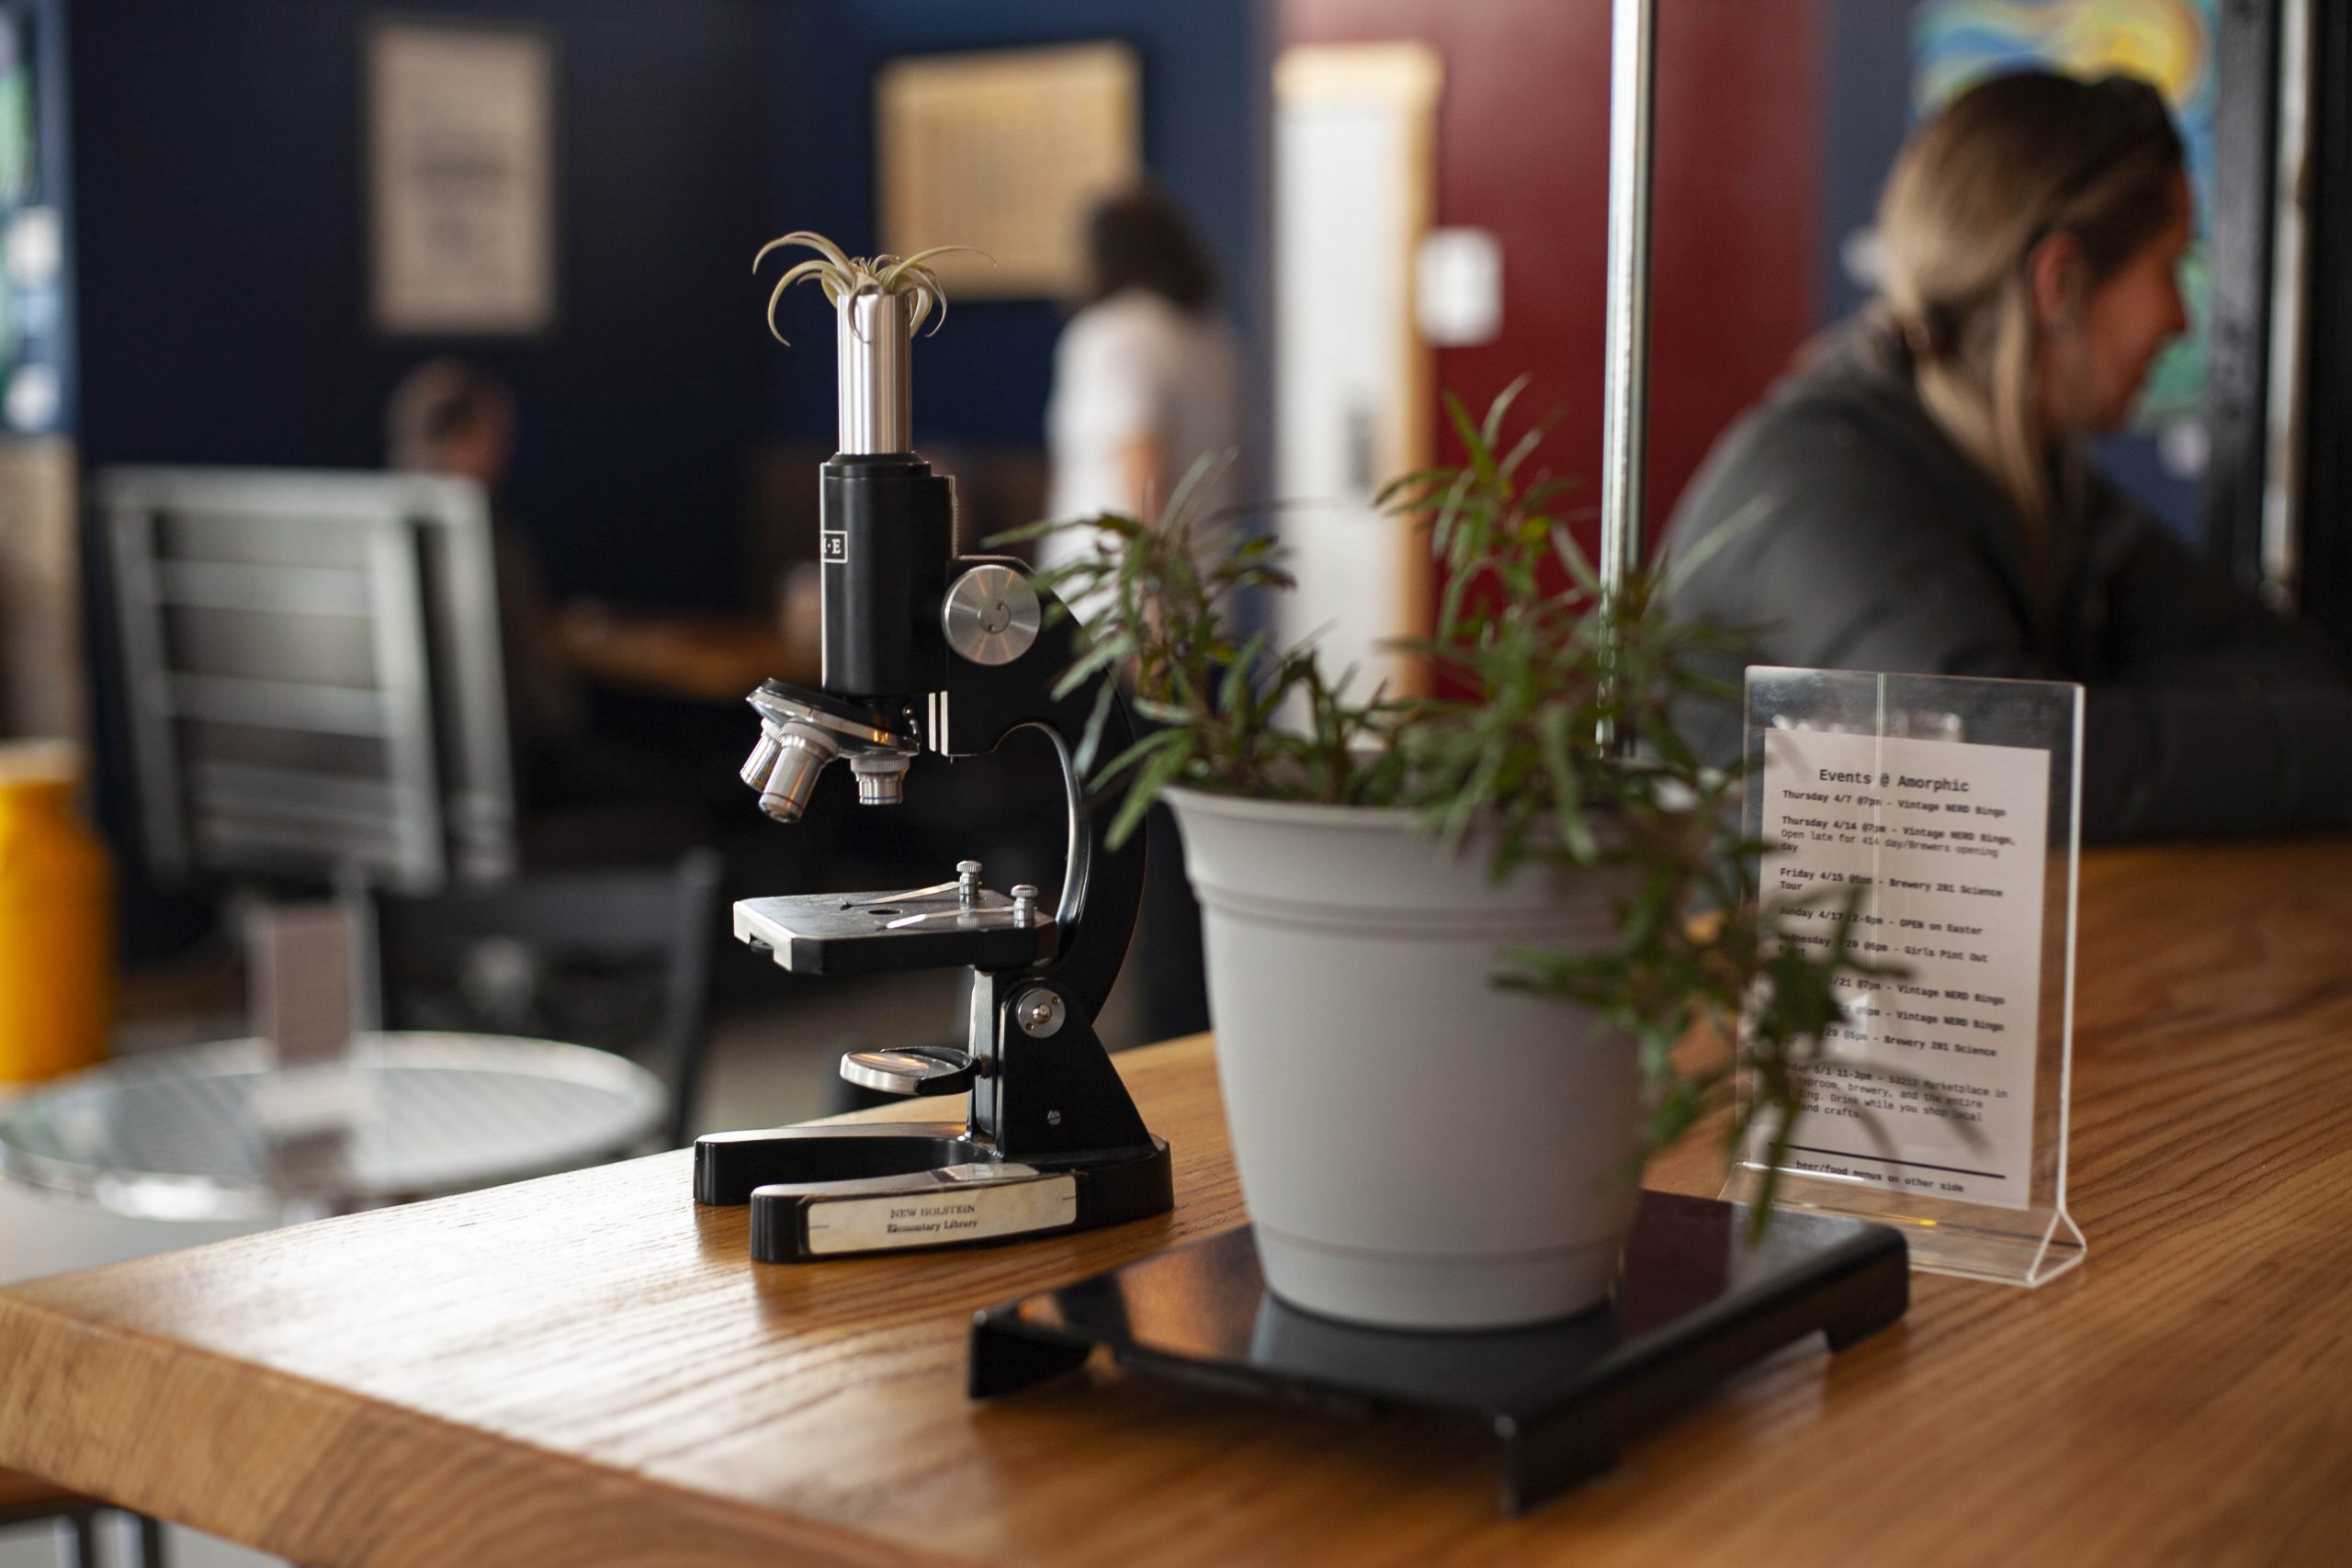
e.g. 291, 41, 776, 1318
694, 1122, 1172, 1263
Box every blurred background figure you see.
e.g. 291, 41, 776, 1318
1663, 70, 2352, 842
1040, 185, 1242, 1048
387, 358, 586, 796
1043, 183, 1243, 569
387, 356, 514, 488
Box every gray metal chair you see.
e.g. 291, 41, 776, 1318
102, 467, 515, 894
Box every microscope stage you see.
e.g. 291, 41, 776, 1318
734, 887, 1056, 976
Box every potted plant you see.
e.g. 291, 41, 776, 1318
1002, 386, 1864, 1332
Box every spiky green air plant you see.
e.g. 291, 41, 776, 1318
752, 231, 989, 344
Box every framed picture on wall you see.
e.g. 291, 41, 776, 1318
877, 41, 1139, 299
366, 16, 557, 335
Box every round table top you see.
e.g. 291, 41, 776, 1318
0, 1033, 667, 1220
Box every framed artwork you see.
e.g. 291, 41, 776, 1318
876, 41, 1139, 299
366, 17, 557, 335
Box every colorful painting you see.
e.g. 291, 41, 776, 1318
1913, 0, 2218, 424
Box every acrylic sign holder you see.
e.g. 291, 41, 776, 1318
1729, 667, 2086, 1287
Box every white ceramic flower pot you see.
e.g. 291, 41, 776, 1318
1165, 787, 1645, 1332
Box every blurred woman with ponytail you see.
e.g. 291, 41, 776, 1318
1664, 70, 2352, 840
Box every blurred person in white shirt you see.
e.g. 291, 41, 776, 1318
1043, 185, 1243, 588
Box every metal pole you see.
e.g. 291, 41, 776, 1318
1599, 0, 1657, 604
2259, 0, 2315, 611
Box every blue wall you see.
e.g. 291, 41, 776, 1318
1817, 0, 1912, 331
69, 0, 1272, 597
71, 0, 776, 608
68, 0, 783, 957
62, 0, 1269, 957
765, 0, 1270, 458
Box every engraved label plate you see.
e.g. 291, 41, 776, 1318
820, 529, 847, 562
804, 1174, 1078, 1255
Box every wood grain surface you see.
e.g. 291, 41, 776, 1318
4, 840, 2350, 1566
0, 1466, 83, 1513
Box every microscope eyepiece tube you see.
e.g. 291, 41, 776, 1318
837, 287, 911, 456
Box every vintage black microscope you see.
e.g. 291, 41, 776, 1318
693, 279, 1171, 1262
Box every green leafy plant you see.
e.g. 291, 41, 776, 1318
997, 381, 1895, 1229
752, 231, 989, 344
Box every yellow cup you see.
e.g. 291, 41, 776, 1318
0, 741, 113, 1084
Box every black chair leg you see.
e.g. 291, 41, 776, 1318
59, 1509, 99, 1568
130, 1510, 171, 1568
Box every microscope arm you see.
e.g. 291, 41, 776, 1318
927, 558, 1154, 1163
927, 557, 1145, 1026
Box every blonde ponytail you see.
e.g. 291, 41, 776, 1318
1874, 71, 2183, 592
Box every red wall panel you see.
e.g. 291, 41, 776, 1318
1283, 0, 1821, 554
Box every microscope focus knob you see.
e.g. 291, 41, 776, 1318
1014, 987, 1067, 1038
943, 564, 1041, 666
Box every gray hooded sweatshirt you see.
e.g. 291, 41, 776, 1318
1661, 323, 2352, 842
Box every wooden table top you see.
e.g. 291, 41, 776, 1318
4, 840, 2350, 1566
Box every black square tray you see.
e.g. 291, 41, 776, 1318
970, 1190, 1906, 1514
